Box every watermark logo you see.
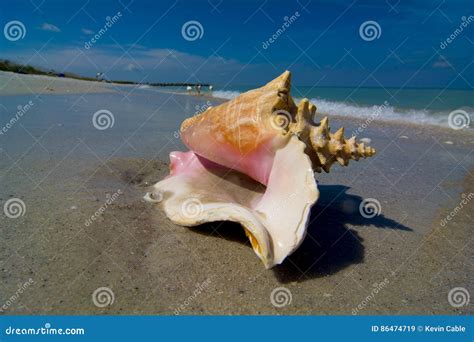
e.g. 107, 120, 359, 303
4, 20, 26, 41
270, 287, 292, 308
181, 198, 203, 219
359, 20, 381, 41
181, 20, 204, 41
92, 109, 115, 130
92, 287, 115, 307
359, 198, 381, 219
270, 109, 292, 131
4, 198, 26, 218
448, 287, 470, 308
448, 109, 470, 130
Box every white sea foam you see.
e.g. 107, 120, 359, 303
304, 98, 448, 126
305, 98, 473, 129
211, 90, 242, 100
209, 89, 472, 128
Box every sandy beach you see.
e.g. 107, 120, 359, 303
0, 73, 472, 315
0, 71, 119, 95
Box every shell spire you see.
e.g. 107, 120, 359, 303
309, 116, 375, 172
181, 71, 375, 180
289, 97, 375, 173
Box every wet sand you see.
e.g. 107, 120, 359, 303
0, 75, 472, 315
0, 71, 122, 95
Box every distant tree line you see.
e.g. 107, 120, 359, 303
0, 59, 209, 87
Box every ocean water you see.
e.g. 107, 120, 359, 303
211, 86, 474, 128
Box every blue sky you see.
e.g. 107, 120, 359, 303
0, 0, 473, 88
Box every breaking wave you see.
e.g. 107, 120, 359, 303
209, 89, 473, 128
305, 98, 473, 129
211, 90, 242, 100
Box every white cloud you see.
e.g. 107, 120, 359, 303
40, 23, 61, 32
125, 63, 139, 71
81, 28, 94, 35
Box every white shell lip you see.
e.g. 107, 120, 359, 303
145, 136, 319, 268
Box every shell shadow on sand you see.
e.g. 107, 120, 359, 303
272, 184, 412, 283
103, 158, 411, 283
190, 184, 412, 283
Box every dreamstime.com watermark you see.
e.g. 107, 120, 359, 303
4, 323, 85, 336
440, 16, 474, 50
84, 11, 123, 49
0, 100, 34, 135
0, 278, 34, 313
352, 101, 389, 137
84, 189, 122, 226
174, 278, 212, 315
440, 192, 473, 227
195, 101, 212, 115
352, 278, 389, 315
173, 101, 213, 138
262, 11, 300, 49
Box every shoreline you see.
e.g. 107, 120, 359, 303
138, 88, 474, 134
156, 90, 474, 134
2, 70, 472, 135
0, 70, 130, 96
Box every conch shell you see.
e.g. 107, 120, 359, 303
146, 71, 375, 268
